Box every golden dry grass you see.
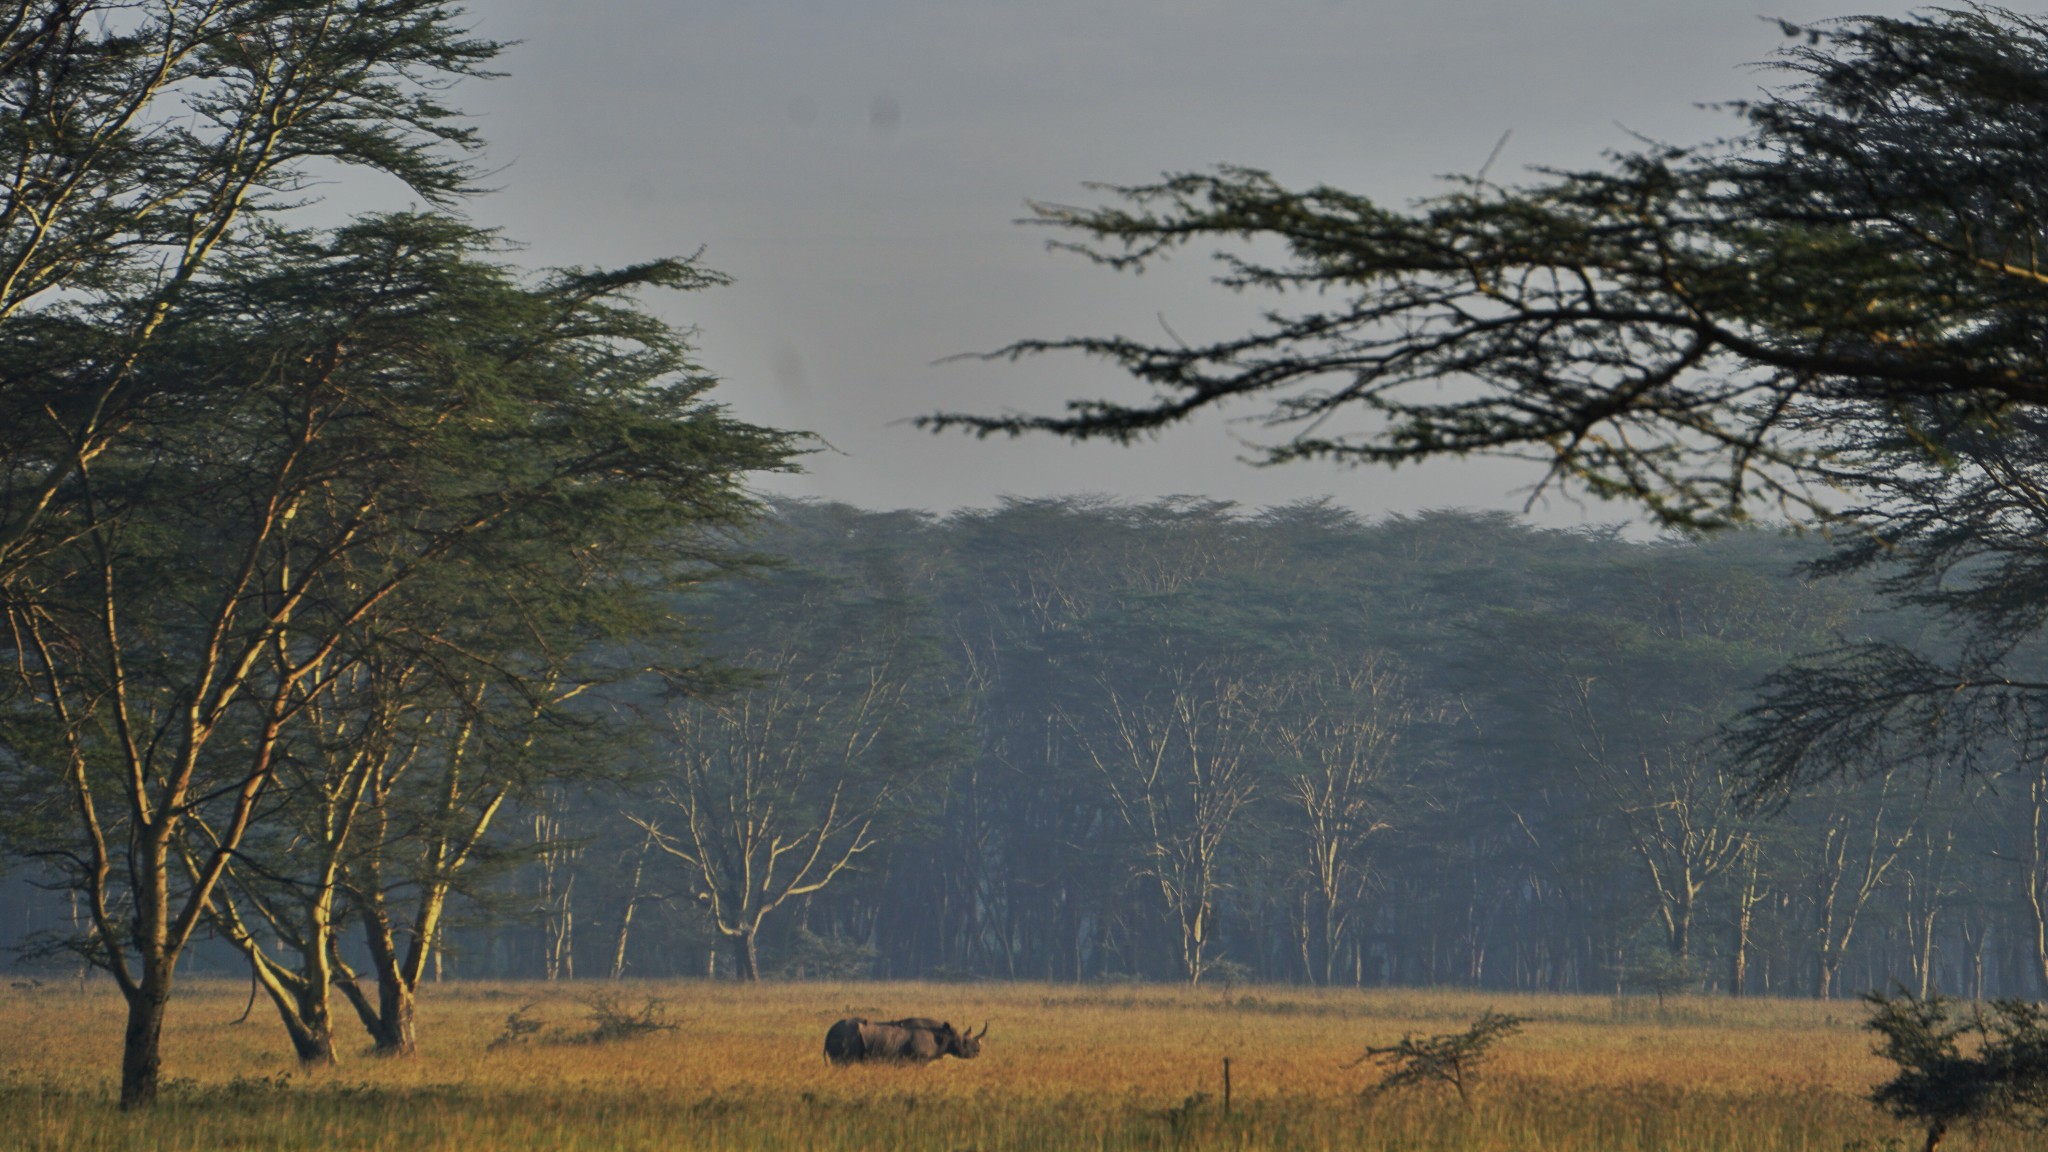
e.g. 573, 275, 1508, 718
0, 978, 2008, 1150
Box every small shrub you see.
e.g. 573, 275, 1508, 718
1209, 959, 1253, 998
1864, 990, 2048, 1152
1622, 945, 1704, 1008
1356, 1009, 1526, 1108
579, 992, 678, 1044
486, 1003, 546, 1050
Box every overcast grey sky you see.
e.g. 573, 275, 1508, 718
453, 0, 1921, 523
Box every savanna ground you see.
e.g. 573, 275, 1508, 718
0, 978, 1999, 1151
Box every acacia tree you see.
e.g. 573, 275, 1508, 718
339, 656, 636, 1054
926, 7, 2048, 533
221, 639, 660, 1060
1069, 658, 1265, 985
0, 0, 497, 580
0, 214, 796, 1098
926, 13, 2048, 884
1733, 414, 2048, 752
201, 660, 413, 1067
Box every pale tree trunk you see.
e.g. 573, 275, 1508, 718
340, 900, 418, 1056
728, 926, 762, 982
1729, 836, 1766, 997
535, 810, 578, 981
2027, 765, 2048, 992
340, 711, 506, 1056
1557, 678, 1747, 974
1809, 786, 1912, 1001
341, 828, 446, 1057
1167, 873, 1213, 987
1268, 658, 1405, 990
1072, 668, 1260, 987
610, 848, 649, 980
209, 895, 339, 1068
1904, 828, 1955, 999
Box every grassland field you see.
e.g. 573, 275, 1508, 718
0, 978, 1996, 1151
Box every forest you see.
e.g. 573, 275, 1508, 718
11, 496, 2029, 1004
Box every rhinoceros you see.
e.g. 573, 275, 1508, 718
823, 1016, 987, 1064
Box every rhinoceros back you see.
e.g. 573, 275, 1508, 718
824, 1017, 868, 1064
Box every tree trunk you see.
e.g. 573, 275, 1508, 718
2029, 769, 2048, 992
610, 852, 646, 980
368, 975, 417, 1056
350, 885, 430, 1056
1730, 840, 1763, 998
1730, 911, 1750, 998
248, 955, 336, 1068
119, 973, 172, 1109
1297, 890, 1316, 985
732, 929, 761, 982
1319, 895, 1345, 988
275, 995, 335, 1068
121, 829, 177, 1110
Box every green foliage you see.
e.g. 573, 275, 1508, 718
1623, 945, 1706, 1006
1865, 990, 2048, 1151
923, 7, 2048, 531
0, 1, 505, 582
1730, 407, 2048, 803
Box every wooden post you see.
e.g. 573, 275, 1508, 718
1223, 1056, 1232, 1115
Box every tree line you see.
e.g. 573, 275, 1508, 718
23, 497, 2040, 1011
474, 499, 2048, 1005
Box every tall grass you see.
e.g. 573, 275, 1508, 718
0, 979, 2003, 1150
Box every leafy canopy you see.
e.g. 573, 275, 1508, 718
925, 5, 2048, 529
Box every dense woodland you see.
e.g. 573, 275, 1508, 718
14, 496, 2040, 1002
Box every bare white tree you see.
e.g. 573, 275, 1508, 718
1266, 655, 1414, 985
632, 580, 932, 982
1067, 659, 1264, 985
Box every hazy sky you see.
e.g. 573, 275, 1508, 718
450, 1, 1922, 523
